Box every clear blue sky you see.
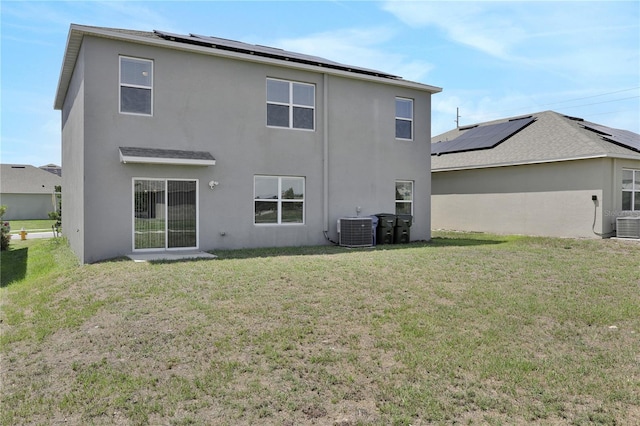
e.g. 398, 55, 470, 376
2, 0, 639, 167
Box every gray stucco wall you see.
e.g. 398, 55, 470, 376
431, 158, 633, 239
64, 36, 433, 263
326, 76, 431, 241
61, 43, 86, 263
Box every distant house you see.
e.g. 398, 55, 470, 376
0, 164, 62, 220
40, 164, 62, 177
431, 111, 640, 238
53, 24, 441, 263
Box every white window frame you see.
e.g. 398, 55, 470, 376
266, 78, 315, 131
132, 178, 199, 251
622, 168, 640, 212
119, 56, 153, 116
254, 175, 305, 225
395, 180, 414, 216
395, 97, 414, 141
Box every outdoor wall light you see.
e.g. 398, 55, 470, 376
208, 180, 219, 190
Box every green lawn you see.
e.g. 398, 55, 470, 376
6, 219, 57, 234
1, 233, 639, 425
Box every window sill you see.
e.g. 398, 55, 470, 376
254, 223, 306, 226
267, 125, 315, 132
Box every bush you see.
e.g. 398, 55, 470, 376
50, 185, 62, 233
1, 206, 10, 251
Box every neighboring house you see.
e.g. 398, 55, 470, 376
54, 24, 441, 263
431, 110, 640, 239
40, 164, 62, 177
0, 164, 62, 220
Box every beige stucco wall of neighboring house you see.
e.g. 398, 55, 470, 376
0, 194, 56, 220
432, 158, 615, 238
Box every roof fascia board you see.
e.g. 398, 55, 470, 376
54, 25, 84, 110
430, 153, 640, 172
55, 24, 441, 109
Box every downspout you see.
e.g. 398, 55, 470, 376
323, 73, 329, 234
611, 158, 616, 234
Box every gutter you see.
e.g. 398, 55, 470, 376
431, 152, 640, 173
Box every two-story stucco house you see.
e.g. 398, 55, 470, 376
54, 24, 441, 263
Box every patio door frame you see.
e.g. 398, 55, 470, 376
132, 177, 199, 252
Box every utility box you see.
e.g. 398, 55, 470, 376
337, 218, 373, 247
394, 214, 413, 244
616, 216, 640, 239
375, 213, 396, 245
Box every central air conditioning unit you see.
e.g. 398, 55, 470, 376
337, 217, 373, 247
616, 216, 640, 239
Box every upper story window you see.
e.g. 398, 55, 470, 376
395, 180, 414, 215
120, 56, 153, 115
622, 169, 640, 211
267, 78, 315, 130
395, 97, 413, 140
254, 176, 305, 224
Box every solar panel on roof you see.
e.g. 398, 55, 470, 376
153, 30, 401, 79
153, 30, 209, 46
431, 116, 536, 155
581, 122, 640, 153
191, 34, 291, 58
191, 34, 347, 67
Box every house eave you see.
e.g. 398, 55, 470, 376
431, 152, 640, 173
54, 24, 441, 110
54, 26, 84, 110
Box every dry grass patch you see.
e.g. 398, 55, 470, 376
1, 234, 639, 425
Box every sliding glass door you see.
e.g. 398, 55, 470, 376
166, 180, 197, 248
133, 179, 197, 250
